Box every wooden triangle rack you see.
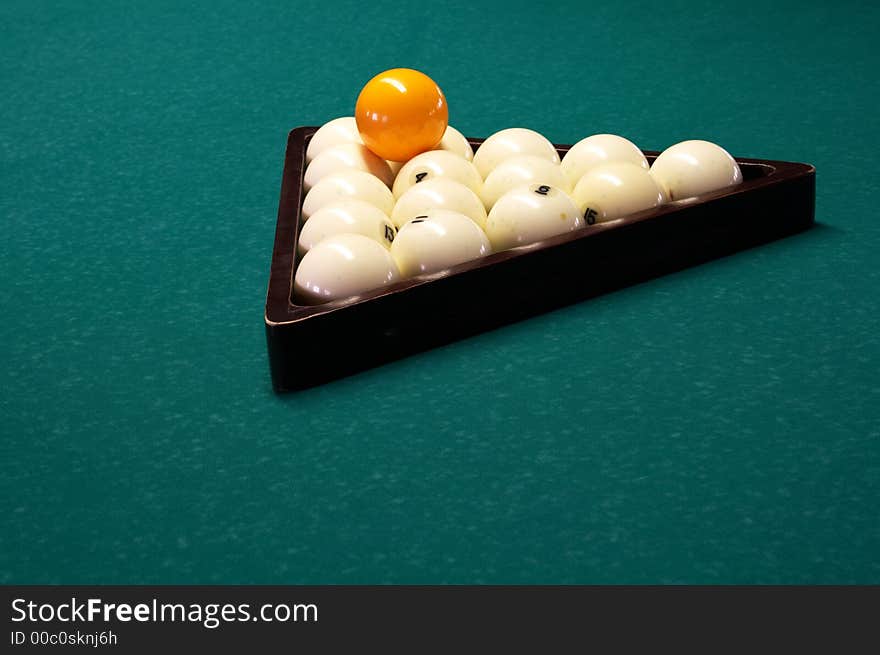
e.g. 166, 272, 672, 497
266, 127, 815, 391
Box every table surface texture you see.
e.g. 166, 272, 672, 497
2, 0, 878, 583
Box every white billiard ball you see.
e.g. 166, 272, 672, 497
472, 128, 560, 178
390, 210, 492, 278
560, 134, 649, 188
435, 125, 474, 161
391, 178, 488, 229
392, 150, 483, 199
485, 184, 582, 251
303, 143, 395, 191
572, 162, 667, 224
650, 140, 743, 200
297, 199, 396, 256
302, 169, 395, 220
294, 233, 400, 304
481, 155, 569, 209
305, 117, 363, 163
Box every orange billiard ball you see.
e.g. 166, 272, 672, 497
355, 68, 449, 163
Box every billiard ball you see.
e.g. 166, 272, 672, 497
304, 142, 394, 191
306, 117, 362, 163
436, 125, 474, 161
481, 155, 569, 209
392, 150, 483, 199
650, 140, 743, 200
560, 134, 649, 188
355, 68, 448, 162
297, 199, 396, 256
391, 178, 488, 229
301, 168, 395, 220
572, 162, 667, 224
386, 126, 473, 172
390, 210, 491, 278
472, 128, 560, 179
485, 184, 582, 250
294, 233, 400, 304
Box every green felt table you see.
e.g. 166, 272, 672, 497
2, 0, 878, 584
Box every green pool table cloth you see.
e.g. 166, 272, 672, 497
2, 0, 878, 583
